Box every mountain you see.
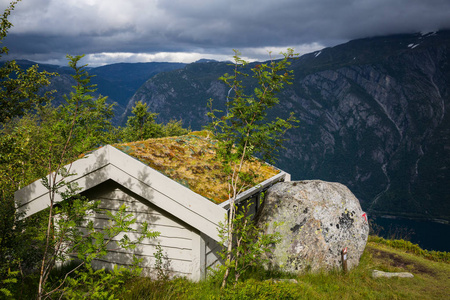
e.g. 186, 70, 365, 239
89, 62, 186, 108
125, 31, 450, 222
124, 61, 234, 126
10, 60, 186, 124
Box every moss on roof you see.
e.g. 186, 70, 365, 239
113, 131, 279, 204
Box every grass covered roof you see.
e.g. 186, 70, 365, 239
113, 131, 280, 204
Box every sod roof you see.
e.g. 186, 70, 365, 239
113, 131, 280, 204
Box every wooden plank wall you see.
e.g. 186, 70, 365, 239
203, 233, 222, 272
81, 182, 199, 279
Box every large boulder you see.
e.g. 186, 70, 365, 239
256, 180, 369, 273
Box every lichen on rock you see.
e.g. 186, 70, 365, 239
256, 180, 369, 273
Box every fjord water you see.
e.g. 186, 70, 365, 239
371, 216, 450, 252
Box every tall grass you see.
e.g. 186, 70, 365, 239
121, 238, 450, 300
11, 237, 450, 299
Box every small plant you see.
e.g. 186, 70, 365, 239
0, 269, 18, 299
153, 242, 171, 282
217, 201, 280, 286
58, 257, 145, 300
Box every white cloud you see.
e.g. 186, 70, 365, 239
71, 42, 325, 67
242, 43, 325, 60
81, 51, 234, 66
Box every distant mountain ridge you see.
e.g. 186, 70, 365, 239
125, 30, 450, 222
89, 62, 186, 108
9, 60, 186, 124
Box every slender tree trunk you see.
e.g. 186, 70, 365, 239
38, 173, 54, 300
234, 213, 248, 284
221, 142, 248, 288
221, 198, 235, 289
234, 235, 241, 284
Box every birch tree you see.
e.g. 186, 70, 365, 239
207, 49, 298, 287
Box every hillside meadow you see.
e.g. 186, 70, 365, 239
115, 236, 450, 300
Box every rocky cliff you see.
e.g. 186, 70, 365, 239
282, 32, 450, 221
125, 31, 450, 222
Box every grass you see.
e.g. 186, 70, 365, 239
368, 236, 450, 263
121, 237, 450, 300
8, 237, 449, 299
113, 131, 280, 203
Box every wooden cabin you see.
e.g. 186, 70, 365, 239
15, 132, 290, 280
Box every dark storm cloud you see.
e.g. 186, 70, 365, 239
150, 0, 450, 45
1, 0, 449, 65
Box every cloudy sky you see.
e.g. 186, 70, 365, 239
1, 0, 450, 66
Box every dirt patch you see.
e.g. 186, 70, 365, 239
368, 246, 436, 276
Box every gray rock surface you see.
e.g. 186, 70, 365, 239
256, 180, 369, 273
371, 270, 414, 278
